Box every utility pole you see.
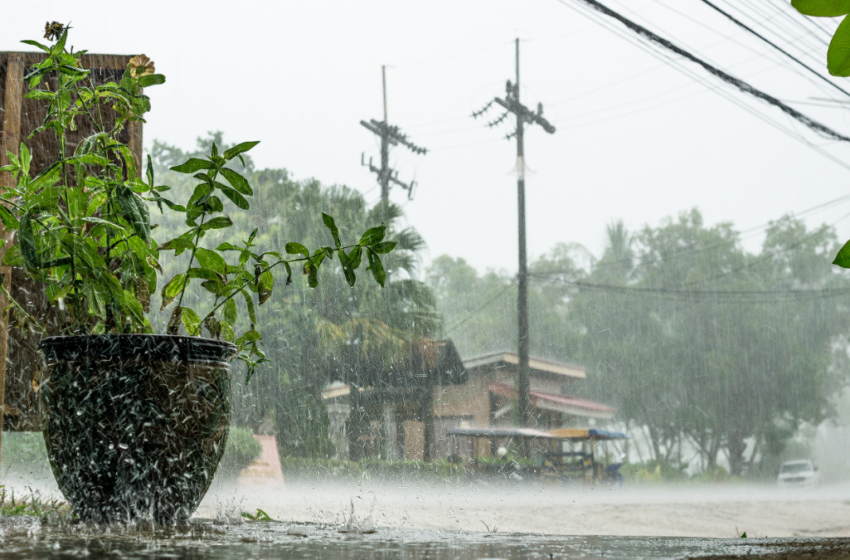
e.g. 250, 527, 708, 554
473, 38, 555, 431
361, 65, 427, 203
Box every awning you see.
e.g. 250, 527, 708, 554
489, 382, 616, 420
547, 428, 628, 440
445, 427, 558, 439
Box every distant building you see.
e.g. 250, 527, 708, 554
322, 340, 616, 461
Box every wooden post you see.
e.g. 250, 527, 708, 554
0, 54, 24, 460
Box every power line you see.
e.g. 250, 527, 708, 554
558, 0, 850, 143
697, 0, 850, 99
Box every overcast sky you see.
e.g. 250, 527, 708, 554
3, 0, 850, 276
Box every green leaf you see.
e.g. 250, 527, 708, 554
372, 241, 396, 254
21, 39, 50, 53
201, 216, 233, 230
20, 143, 30, 176
159, 236, 196, 251
170, 158, 214, 174
829, 15, 850, 76
243, 290, 257, 324
359, 224, 386, 246
220, 187, 250, 210
216, 242, 241, 251
194, 247, 227, 274
116, 185, 150, 243
223, 141, 260, 160
201, 279, 226, 295
285, 242, 310, 258
219, 167, 253, 196
137, 74, 166, 87
18, 213, 39, 271
221, 321, 236, 343
0, 205, 20, 229
160, 273, 187, 310
243, 330, 262, 343
366, 248, 386, 287
792, 0, 850, 16
203, 314, 221, 338
342, 266, 356, 287
348, 246, 362, 269
187, 267, 225, 283
322, 213, 342, 248
833, 239, 850, 268
224, 297, 238, 325
181, 307, 201, 336
258, 270, 273, 304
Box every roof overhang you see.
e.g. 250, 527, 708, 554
464, 352, 586, 379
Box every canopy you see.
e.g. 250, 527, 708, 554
546, 428, 628, 440
445, 427, 557, 439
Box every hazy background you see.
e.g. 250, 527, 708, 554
3, 0, 850, 273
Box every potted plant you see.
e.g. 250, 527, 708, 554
0, 26, 394, 523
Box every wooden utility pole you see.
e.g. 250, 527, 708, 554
473, 38, 556, 431
361, 67, 427, 203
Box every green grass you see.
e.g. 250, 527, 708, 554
0, 485, 70, 518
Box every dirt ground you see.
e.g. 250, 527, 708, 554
199, 479, 850, 539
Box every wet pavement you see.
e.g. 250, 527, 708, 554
1, 516, 849, 559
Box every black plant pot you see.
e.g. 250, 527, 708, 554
38, 334, 236, 524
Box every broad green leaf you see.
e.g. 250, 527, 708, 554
366, 248, 386, 287
138, 74, 166, 87
116, 185, 150, 243
194, 247, 227, 274
342, 266, 356, 287
348, 246, 362, 269
0, 205, 20, 229
187, 267, 225, 283
224, 297, 238, 325
19, 213, 39, 271
220, 321, 236, 342
159, 236, 196, 251
223, 141, 260, 160
359, 224, 386, 246
170, 158, 214, 174
201, 279, 226, 295
181, 307, 201, 336
372, 241, 396, 254
216, 242, 241, 251
220, 187, 250, 210
242, 330, 262, 343
220, 167, 253, 196
792, 0, 850, 16
285, 242, 309, 258
160, 273, 187, 310
202, 216, 233, 230
833, 239, 850, 267
322, 213, 341, 248
258, 270, 273, 304
829, 15, 850, 76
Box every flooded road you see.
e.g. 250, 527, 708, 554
1, 516, 850, 560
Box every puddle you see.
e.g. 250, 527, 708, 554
0, 516, 848, 559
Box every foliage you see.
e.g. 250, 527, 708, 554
0, 486, 69, 518
619, 460, 689, 484
241, 508, 273, 522
277, 457, 466, 482
428, 210, 850, 476
0, 30, 394, 383
150, 136, 440, 457
792, 0, 850, 76
216, 427, 263, 479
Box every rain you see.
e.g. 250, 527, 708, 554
2, 1, 850, 559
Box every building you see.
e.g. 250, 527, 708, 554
323, 339, 616, 461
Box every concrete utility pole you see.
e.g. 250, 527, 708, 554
361, 66, 427, 203
473, 38, 556, 430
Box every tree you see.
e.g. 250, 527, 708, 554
151, 134, 439, 458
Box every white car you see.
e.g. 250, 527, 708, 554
777, 460, 819, 487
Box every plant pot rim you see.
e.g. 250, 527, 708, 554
38, 334, 238, 365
